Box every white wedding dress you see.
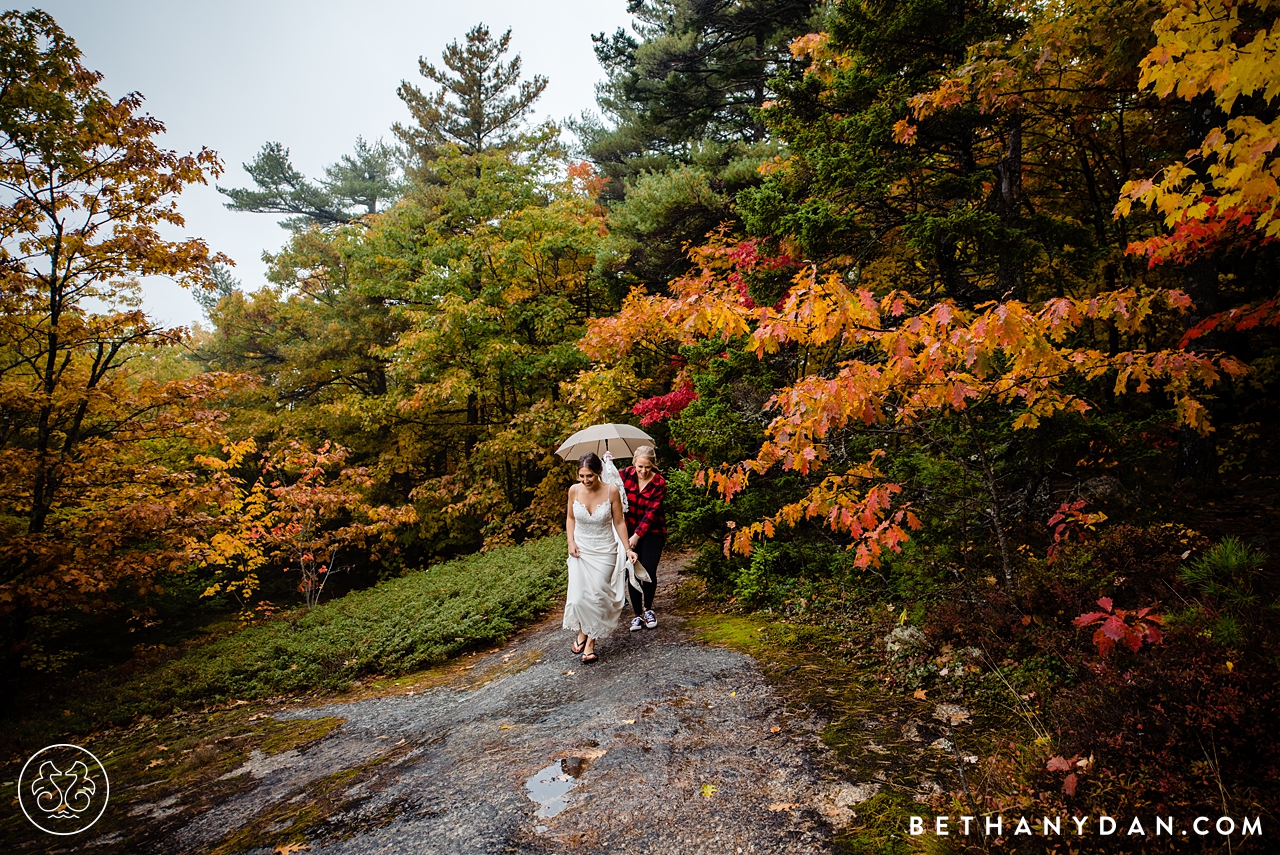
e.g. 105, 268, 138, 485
564, 499, 648, 640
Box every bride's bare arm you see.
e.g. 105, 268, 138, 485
566, 485, 580, 557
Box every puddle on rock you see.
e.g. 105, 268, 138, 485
524, 750, 605, 818
525, 759, 581, 818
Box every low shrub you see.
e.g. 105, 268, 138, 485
4, 537, 567, 758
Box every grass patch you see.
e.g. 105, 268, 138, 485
4, 537, 567, 759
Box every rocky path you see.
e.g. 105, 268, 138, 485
132, 561, 861, 854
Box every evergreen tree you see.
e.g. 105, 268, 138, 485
394, 24, 548, 164
322, 137, 404, 219
194, 262, 241, 317
579, 1, 822, 295
218, 137, 402, 230
589, 0, 820, 162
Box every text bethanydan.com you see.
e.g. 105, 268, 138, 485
910, 815, 1262, 839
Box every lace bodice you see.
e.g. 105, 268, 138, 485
572, 499, 616, 549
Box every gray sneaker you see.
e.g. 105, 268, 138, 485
644, 609, 657, 629
630, 616, 644, 632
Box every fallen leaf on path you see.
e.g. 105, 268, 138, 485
621, 719, 636, 725
274, 844, 310, 855
700, 783, 717, 798
768, 802, 799, 812
561, 670, 576, 676
770, 726, 781, 733
500, 725, 512, 730
146, 759, 164, 769
913, 688, 927, 700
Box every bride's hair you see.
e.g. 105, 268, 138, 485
577, 452, 603, 474
633, 445, 658, 468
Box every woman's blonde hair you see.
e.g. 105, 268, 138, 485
632, 445, 658, 467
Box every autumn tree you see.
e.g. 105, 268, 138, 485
192, 440, 416, 614
584, 0, 1261, 585
0, 11, 243, 614
588, 238, 1243, 582
1118, 0, 1280, 358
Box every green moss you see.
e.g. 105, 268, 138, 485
684, 614, 785, 651
206, 745, 408, 855
832, 790, 922, 855
261, 716, 345, 756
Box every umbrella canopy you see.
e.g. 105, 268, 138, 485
555, 423, 655, 461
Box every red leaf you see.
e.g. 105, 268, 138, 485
1093, 629, 1115, 657
1063, 772, 1078, 797
1097, 596, 1113, 612
1046, 755, 1073, 772
1101, 615, 1128, 641
1074, 611, 1108, 627
1123, 629, 1144, 652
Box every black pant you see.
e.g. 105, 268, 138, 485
629, 534, 663, 616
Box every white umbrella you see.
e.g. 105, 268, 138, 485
555, 423, 655, 460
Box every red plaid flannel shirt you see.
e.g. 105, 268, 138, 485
620, 465, 666, 540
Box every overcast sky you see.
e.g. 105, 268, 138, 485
37, 0, 634, 327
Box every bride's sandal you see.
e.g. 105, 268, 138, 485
581, 651, 599, 664
571, 636, 586, 655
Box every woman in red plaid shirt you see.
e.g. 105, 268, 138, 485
620, 445, 666, 631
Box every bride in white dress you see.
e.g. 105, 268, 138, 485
565, 452, 640, 664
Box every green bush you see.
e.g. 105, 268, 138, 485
5, 538, 567, 752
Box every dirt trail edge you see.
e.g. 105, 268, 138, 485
153, 559, 862, 854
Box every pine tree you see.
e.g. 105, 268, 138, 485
394, 24, 548, 163
194, 262, 241, 317
589, 0, 821, 157
218, 137, 401, 230
579, 1, 821, 296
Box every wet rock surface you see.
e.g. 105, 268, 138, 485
134, 565, 846, 854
